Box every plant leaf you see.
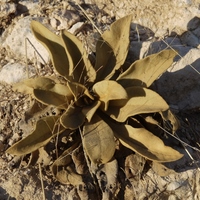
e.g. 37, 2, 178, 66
6, 116, 67, 156
33, 89, 72, 109
82, 114, 116, 164
94, 15, 132, 81
61, 30, 96, 83
94, 39, 115, 81
107, 119, 183, 162
13, 77, 56, 94
50, 83, 73, 96
24, 100, 49, 122
14, 77, 74, 108
67, 81, 94, 101
60, 104, 85, 129
51, 142, 83, 185
31, 21, 70, 79
93, 80, 128, 111
117, 124, 183, 162
117, 49, 177, 88
107, 86, 169, 122
82, 100, 101, 122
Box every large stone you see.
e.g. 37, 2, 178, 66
89, 0, 200, 37
0, 2, 16, 18
0, 62, 36, 84
1, 16, 49, 64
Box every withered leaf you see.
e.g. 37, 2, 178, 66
51, 142, 83, 185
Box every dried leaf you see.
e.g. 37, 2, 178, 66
37, 147, 51, 166
96, 159, 118, 199
95, 15, 132, 81
93, 80, 128, 111
6, 116, 67, 156
107, 86, 169, 122
82, 114, 116, 164
60, 104, 85, 129
103, 159, 118, 198
124, 153, 146, 180
71, 146, 88, 175
51, 142, 83, 185
117, 50, 177, 88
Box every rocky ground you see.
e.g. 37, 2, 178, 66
1, 0, 200, 199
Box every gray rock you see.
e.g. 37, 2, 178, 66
111, 0, 200, 37
51, 9, 80, 30
17, 0, 40, 15
0, 62, 36, 84
167, 181, 182, 191
50, 1, 81, 31
68, 22, 84, 34
1, 16, 49, 65
0, 2, 16, 18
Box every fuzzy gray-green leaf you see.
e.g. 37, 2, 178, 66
67, 81, 94, 101
105, 118, 183, 162
61, 30, 96, 83
107, 86, 169, 122
6, 116, 66, 156
160, 109, 179, 133
16, 77, 74, 108
95, 15, 132, 81
93, 80, 128, 111
33, 89, 72, 109
60, 104, 85, 129
114, 123, 183, 162
117, 49, 177, 88
82, 114, 116, 164
31, 21, 70, 79
13, 77, 55, 94
82, 100, 101, 122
